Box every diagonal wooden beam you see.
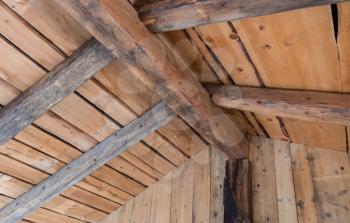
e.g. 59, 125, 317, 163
55, 0, 248, 159
0, 101, 175, 223
212, 85, 350, 126
0, 39, 113, 145
137, 0, 350, 32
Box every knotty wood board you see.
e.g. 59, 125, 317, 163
249, 136, 350, 223
234, 6, 346, 150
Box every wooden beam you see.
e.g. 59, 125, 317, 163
137, 0, 350, 32
0, 39, 113, 145
212, 85, 350, 126
0, 101, 175, 223
55, 0, 248, 159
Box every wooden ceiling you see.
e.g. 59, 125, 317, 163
0, 0, 349, 222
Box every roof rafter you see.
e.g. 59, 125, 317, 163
137, 0, 350, 32
55, 0, 248, 159
0, 101, 175, 223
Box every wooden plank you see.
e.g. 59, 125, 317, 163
273, 140, 298, 223
130, 187, 153, 223
337, 2, 350, 92
170, 158, 194, 223
290, 144, 319, 223
0, 101, 175, 223
213, 85, 350, 126
210, 148, 227, 223
94, 61, 208, 157
149, 172, 172, 223
191, 21, 283, 141
136, 0, 349, 32
99, 199, 135, 223
56, 0, 248, 159
192, 148, 211, 223
0, 38, 112, 145
234, 6, 346, 150
250, 136, 279, 223
308, 147, 350, 222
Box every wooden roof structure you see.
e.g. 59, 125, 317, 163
0, 0, 349, 222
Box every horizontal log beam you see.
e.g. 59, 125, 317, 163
212, 85, 350, 126
0, 101, 175, 223
137, 0, 350, 32
56, 0, 248, 159
0, 39, 113, 145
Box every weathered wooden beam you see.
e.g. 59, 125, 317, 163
0, 101, 175, 223
0, 39, 113, 145
55, 0, 248, 159
137, 0, 350, 32
212, 85, 350, 126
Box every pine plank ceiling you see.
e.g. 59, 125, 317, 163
0, 0, 349, 222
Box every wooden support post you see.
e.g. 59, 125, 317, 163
224, 159, 252, 223
55, 0, 248, 159
0, 101, 175, 223
137, 0, 350, 32
212, 85, 350, 126
0, 39, 113, 145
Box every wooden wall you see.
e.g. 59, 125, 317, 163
250, 136, 350, 223
100, 136, 350, 223
98, 147, 228, 223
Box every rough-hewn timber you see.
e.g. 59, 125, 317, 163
137, 0, 350, 32
0, 101, 175, 223
55, 0, 248, 159
212, 85, 350, 126
0, 39, 113, 145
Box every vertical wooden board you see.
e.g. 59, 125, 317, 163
210, 148, 227, 223
130, 187, 153, 223
250, 136, 279, 223
192, 148, 211, 223
290, 144, 319, 223
99, 199, 135, 223
234, 6, 345, 149
284, 119, 346, 151
337, 2, 350, 92
149, 172, 173, 223
308, 147, 350, 222
2, 0, 91, 55
273, 140, 298, 223
170, 159, 194, 223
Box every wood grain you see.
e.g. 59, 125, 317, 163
136, 0, 349, 32
56, 0, 248, 158
0, 39, 112, 145
213, 85, 350, 126
0, 102, 175, 223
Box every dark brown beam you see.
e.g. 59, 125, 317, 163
212, 85, 350, 126
55, 0, 248, 159
137, 0, 349, 32
0, 39, 113, 145
0, 101, 175, 223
